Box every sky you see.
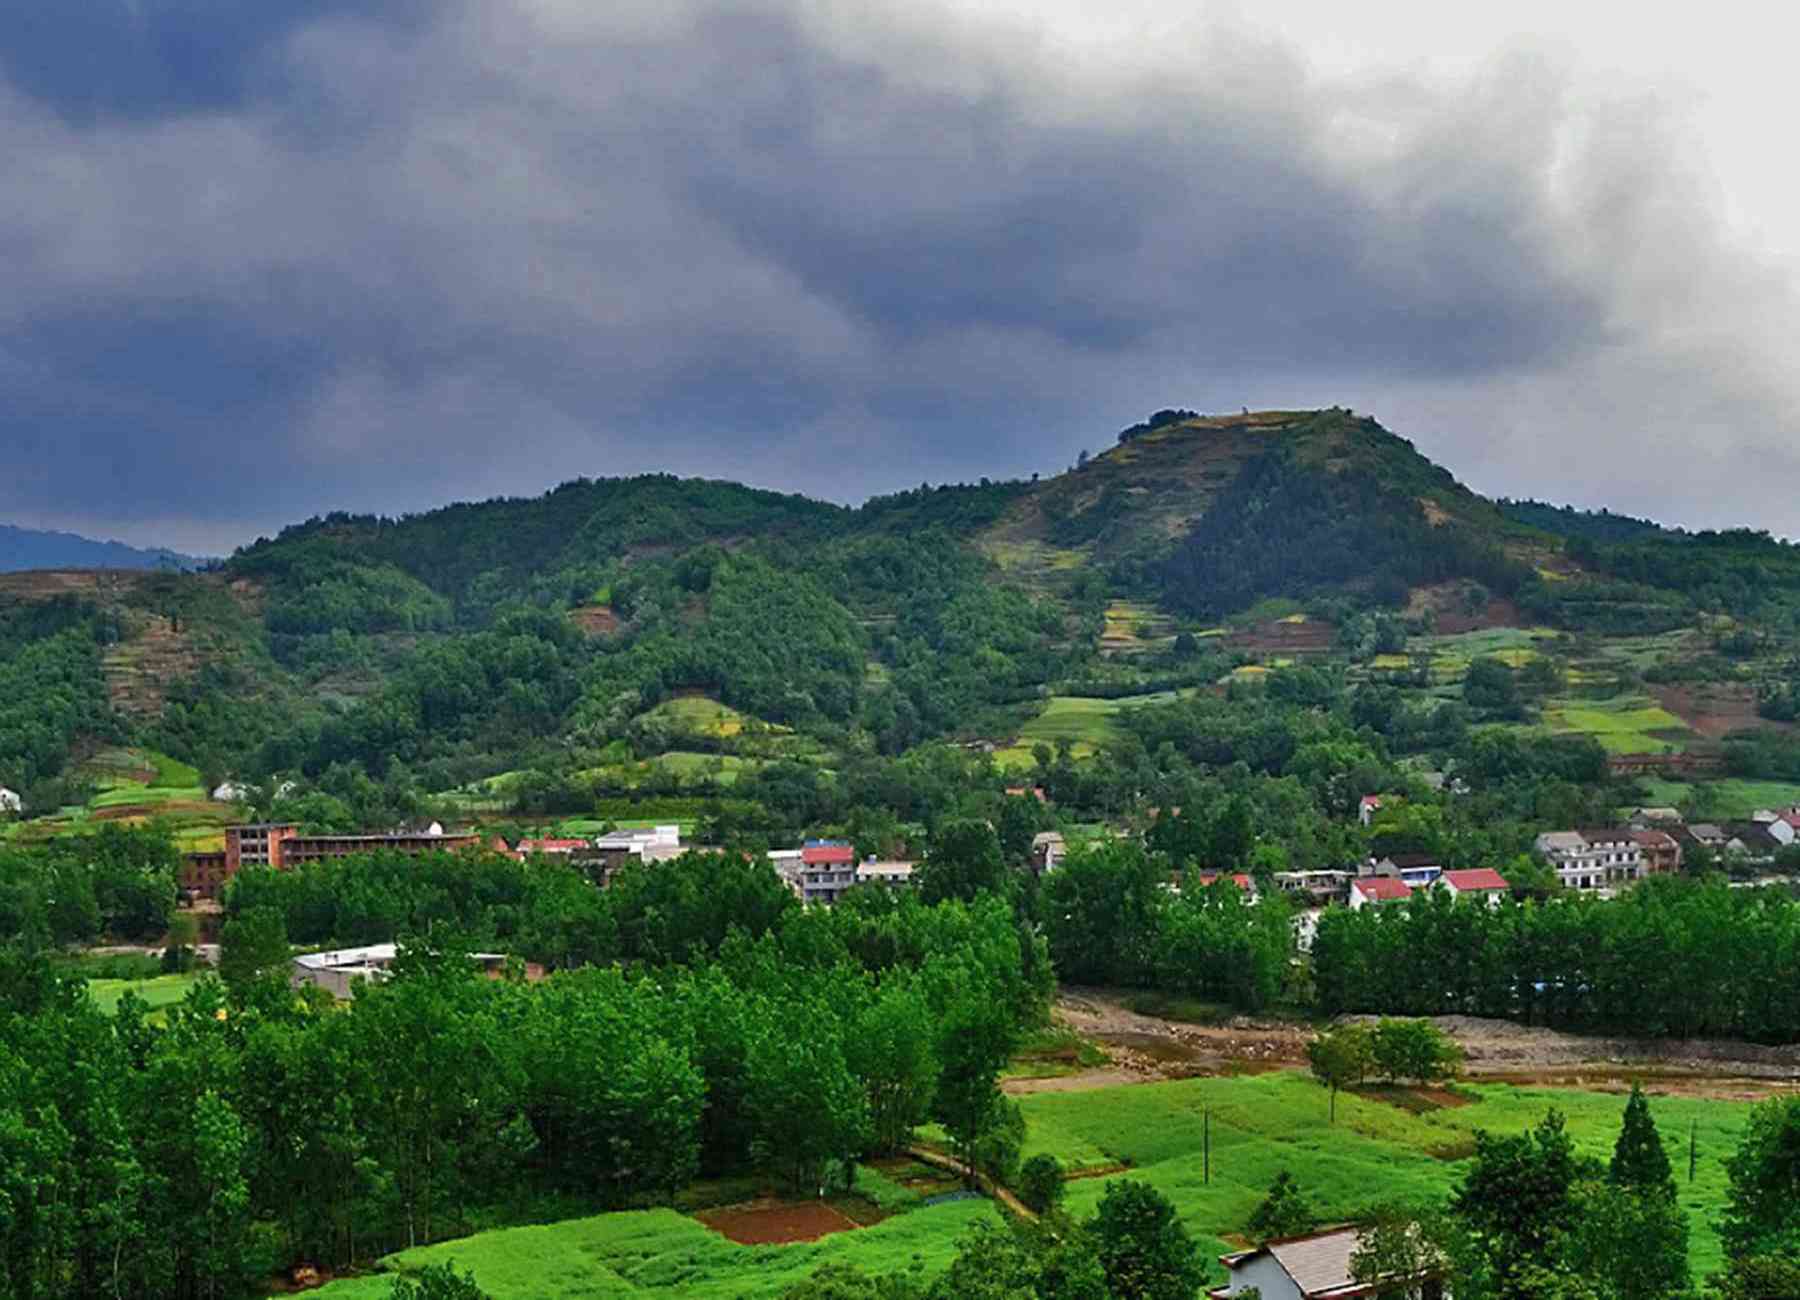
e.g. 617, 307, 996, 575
2, 0, 1798, 554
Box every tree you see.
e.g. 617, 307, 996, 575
1561, 1178, 1690, 1300
1451, 1110, 1590, 1298
846, 981, 940, 1155
1089, 1179, 1206, 1300
217, 905, 289, 987
782, 1263, 925, 1300
1307, 1024, 1374, 1123
1348, 1208, 1450, 1295
1609, 1083, 1675, 1197
931, 988, 1015, 1179
1708, 1253, 1800, 1300
747, 999, 869, 1191
1246, 1171, 1315, 1243
1464, 657, 1524, 719
391, 1263, 492, 1300
1721, 1095, 1800, 1258
1371, 1018, 1462, 1085
918, 820, 1010, 905
1018, 1153, 1066, 1215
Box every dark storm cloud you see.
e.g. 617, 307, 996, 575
0, 0, 1791, 551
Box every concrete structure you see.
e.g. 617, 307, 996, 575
181, 821, 482, 902
1273, 870, 1352, 905
0, 786, 20, 815
1369, 855, 1442, 887
1211, 1225, 1443, 1299
516, 837, 589, 856
211, 781, 251, 802
290, 943, 543, 1000
855, 860, 915, 888
795, 842, 858, 905
1358, 795, 1382, 827
1629, 829, 1683, 874
1534, 828, 1644, 892
1030, 831, 1066, 874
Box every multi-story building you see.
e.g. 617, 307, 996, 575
1534, 828, 1644, 892
180, 822, 480, 902
1629, 829, 1683, 874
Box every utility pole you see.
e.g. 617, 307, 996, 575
1204, 1108, 1211, 1185
1689, 1118, 1697, 1184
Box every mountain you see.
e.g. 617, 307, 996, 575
7, 405, 1800, 804
0, 524, 206, 574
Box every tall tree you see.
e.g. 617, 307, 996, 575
1089, 1180, 1206, 1300
1609, 1084, 1675, 1197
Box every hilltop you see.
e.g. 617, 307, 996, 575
0, 523, 206, 574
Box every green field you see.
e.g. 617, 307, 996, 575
1542, 695, 1693, 754
87, 973, 202, 1021
300, 1073, 1750, 1298
996, 690, 1196, 770
1637, 778, 1800, 820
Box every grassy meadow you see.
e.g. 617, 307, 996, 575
1542, 694, 1693, 754
299, 1072, 1752, 1299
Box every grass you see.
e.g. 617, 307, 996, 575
639, 696, 767, 739
1637, 778, 1800, 820
996, 690, 1198, 770
1542, 695, 1693, 754
296, 1072, 1753, 1298
1120, 992, 1235, 1025
87, 973, 201, 1022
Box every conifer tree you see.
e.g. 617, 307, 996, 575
1609, 1083, 1675, 1196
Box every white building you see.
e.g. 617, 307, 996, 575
1031, 831, 1066, 873
856, 860, 915, 888
212, 781, 251, 802
0, 786, 20, 815
290, 943, 526, 1000
1534, 828, 1644, 892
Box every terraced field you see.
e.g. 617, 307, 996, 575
1543, 695, 1694, 754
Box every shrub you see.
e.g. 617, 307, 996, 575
1017, 1153, 1065, 1215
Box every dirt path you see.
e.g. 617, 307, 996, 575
1050, 988, 1800, 1099
904, 1145, 1036, 1220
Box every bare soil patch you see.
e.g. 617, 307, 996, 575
568, 604, 621, 637
696, 1198, 865, 1245
1652, 684, 1789, 740
1225, 620, 1336, 657
1054, 988, 1800, 1095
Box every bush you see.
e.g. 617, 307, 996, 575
1017, 1153, 1065, 1215
1371, 1018, 1462, 1085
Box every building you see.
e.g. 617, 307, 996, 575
180, 822, 482, 902
1273, 870, 1352, 905
855, 860, 915, 889
1349, 877, 1411, 909
578, 825, 684, 883
290, 943, 544, 1000
1629, 829, 1683, 874
796, 841, 858, 905
1210, 1225, 1444, 1300
1194, 871, 1258, 898
516, 837, 590, 856
1723, 822, 1784, 864
1625, 806, 1683, 826
1030, 831, 1067, 874
211, 781, 251, 802
1749, 810, 1798, 847
1439, 867, 1510, 904
1358, 795, 1382, 827
1369, 854, 1442, 887
1534, 828, 1644, 892
0, 786, 20, 815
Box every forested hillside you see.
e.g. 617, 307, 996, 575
8, 406, 1800, 829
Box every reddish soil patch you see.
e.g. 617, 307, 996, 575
1430, 598, 1526, 635
91, 800, 217, 821
1225, 620, 1336, 657
697, 1198, 864, 1245
1652, 684, 1790, 740
567, 604, 621, 637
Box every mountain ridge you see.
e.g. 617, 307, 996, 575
0, 523, 206, 574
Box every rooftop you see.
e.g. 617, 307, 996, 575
1355, 877, 1412, 902
1443, 867, 1509, 892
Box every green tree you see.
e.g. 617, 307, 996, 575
1451, 1110, 1590, 1299
782, 1263, 925, 1300
1721, 1096, 1800, 1258
1561, 1178, 1689, 1300
1017, 1153, 1066, 1215
846, 980, 940, 1155
1609, 1083, 1675, 1197
1307, 1024, 1374, 1123
1246, 1171, 1315, 1243
930, 987, 1015, 1180
747, 999, 869, 1191
1708, 1253, 1800, 1300
217, 905, 290, 987
918, 820, 1010, 904
1089, 1179, 1206, 1300
1371, 1018, 1462, 1085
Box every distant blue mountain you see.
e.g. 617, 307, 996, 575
0, 524, 208, 573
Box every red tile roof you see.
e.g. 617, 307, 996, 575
802, 844, 856, 865
1355, 877, 1412, 902
1197, 872, 1255, 891
1443, 868, 1509, 892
